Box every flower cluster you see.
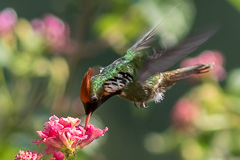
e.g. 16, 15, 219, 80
14, 150, 43, 160
0, 8, 17, 35
33, 115, 108, 157
31, 14, 74, 54
15, 150, 65, 160
14, 115, 108, 159
181, 50, 226, 81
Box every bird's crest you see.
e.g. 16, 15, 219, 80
80, 68, 94, 103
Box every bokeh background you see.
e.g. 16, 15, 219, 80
1, 0, 240, 159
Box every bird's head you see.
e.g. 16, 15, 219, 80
80, 68, 117, 129
80, 68, 100, 129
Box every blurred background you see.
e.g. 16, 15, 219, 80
1, 0, 240, 159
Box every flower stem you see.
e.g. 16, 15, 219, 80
65, 150, 76, 160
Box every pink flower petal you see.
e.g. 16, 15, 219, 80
58, 131, 71, 148
79, 125, 108, 149
45, 137, 64, 149
59, 116, 81, 128
48, 151, 65, 160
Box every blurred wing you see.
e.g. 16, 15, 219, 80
126, 5, 181, 59
129, 23, 161, 53
138, 28, 218, 82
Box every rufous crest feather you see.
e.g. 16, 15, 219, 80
80, 68, 94, 103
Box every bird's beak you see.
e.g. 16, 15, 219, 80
85, 112, 92, 129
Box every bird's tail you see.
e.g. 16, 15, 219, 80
167, 63, 214, 81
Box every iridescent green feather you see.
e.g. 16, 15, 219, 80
90, 57, 135, 96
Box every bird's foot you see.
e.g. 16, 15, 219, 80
134, 102, 140, 108
140, 102, 148, 109
133, 102, 148, 109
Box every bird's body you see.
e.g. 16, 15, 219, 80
80, 22, 216, 128
90, 55, 211, 108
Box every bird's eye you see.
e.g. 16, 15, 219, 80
92, 95, 98, 102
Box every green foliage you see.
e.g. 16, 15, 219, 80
228, 0, 240, 12
94, 0, 195, 53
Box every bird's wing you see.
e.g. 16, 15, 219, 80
128, 23, 161, 54
137, 28, 218, 82
123, 22, 163, 74
103, 72, 133, 95
125, 5, 181, 60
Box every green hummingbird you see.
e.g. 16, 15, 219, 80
80, 23, 216, 128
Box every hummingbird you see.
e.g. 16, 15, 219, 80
80, 23, 216, 128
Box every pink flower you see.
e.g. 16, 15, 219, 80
49, 151, 65, 160
31, 14, 74, 54
43, 14, 69, 39
33, 115, 108, 156
14, 150, 43, 160
78, 123, 109, 149
181, 50, 226, 81
31, 19, 45, 33
0, 8, 17, 35
171, 98, 197, 130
